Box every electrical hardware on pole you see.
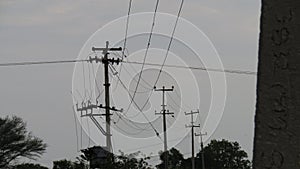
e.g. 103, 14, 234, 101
76, 41, 122, 152
154, 85, 174, 169
185, 110, 200, 169
195, 131, 207, 169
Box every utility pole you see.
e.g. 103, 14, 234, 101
155, 86, 174, 169
195, 132, 207, 169
185, 110, 200, 169
77, 41, 122, 152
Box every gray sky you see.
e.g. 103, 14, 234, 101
0, 0, 261, 167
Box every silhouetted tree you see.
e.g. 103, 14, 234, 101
157, 139, 251, 169
0, 116, 47, 168
53, 159, 73, 169
12, 163, 48, 169
52, 158, 87, 169
195, 139, 251, 169
156, 148, 185, 169
116, 151, 151, 169
80, 149, 151, 169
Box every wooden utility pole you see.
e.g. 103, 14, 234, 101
77, 41, 122, 152
91, 41, 122, 152
195, 132, 207, 169
185, 110, 200, 169
155, 86, 174, 169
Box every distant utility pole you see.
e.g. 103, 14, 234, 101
195, 131, 207, 169
77, 41, 122, 152
155, 86, 174, 169
185, 110, 200, 169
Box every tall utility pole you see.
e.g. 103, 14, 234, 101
77, 41, 122, 152
92, 41, 122, 152
195, 132, 207, 169
155, 86, 174, 169
185, 110, 200, 169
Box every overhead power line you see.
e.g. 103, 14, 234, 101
126, 0, 160, 115
0, 59, 257, 75
122, 61, 257, 75
135, 0, 185, 113
109, 64, 162, 139
0, 59, 88, 67
153, 0, 185, 86
122, 0, 133, 59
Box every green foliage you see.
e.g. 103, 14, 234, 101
156, 139, 251, 169
196, 139, 251, 169
156, 148, 185, 169
0, 116, 47, 168
115, 151, 151, 169
12, 163, 48, 169
53, 159, 73, 169
52, 159, 87, 169
80, 150, 152, 169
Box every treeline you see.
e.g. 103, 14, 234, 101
0, 116, 251, 169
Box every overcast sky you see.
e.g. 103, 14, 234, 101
0, 0, 261, 167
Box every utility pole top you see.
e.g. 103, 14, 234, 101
195, 132, 207, 137
185, 109, 200, 115
154, 85, 174, 91
92, 41, 122, 54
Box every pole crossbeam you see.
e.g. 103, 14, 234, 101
76, 100, 123, 116
185, 110, 200, 169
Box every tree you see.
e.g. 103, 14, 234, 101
116, 151, 151, 169
53, 159, 73, 169
157, 139, 251, 169
196, 139, 251, 169
0, 116, 47, 168
12, 163, 48, 169
52, 158, 87, 169
80, 148, 152, 169
156, 148, 185, 169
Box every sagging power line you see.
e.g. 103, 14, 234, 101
125, 0, 161, 116
0, 59, 257, 75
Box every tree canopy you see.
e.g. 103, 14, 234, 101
12, 163, 48, 169
156, 148, 185, 169
156, 139, 251, 169
80, 149, 151, 169
0, 116, 47, 168
52, 158, 87, 169
197, 139, 251, 169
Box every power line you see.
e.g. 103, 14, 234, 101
115, 0, 134, 91
0, 59, 88, 67
113, 113, 154, 136
122, 0, 133, 59
125, 0, 160, 115
153, 0, 185, 86
111, 53, 154, 94
122, 60, 257, 75
109, 64, 162, 140
71, 105, 80, 152
0, 58, 257, 75
129, 0, 186, 117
